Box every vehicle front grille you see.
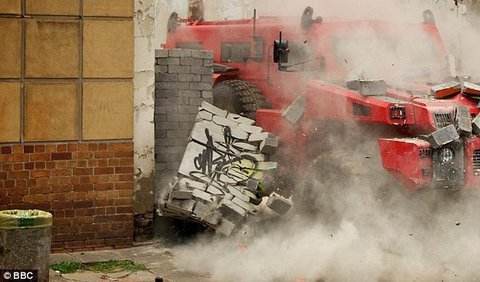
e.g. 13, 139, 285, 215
433, 112, 454, 129
419, 148, 432, 158
473, 150, 480, 176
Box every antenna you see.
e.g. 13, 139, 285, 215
253, 9, 257, 38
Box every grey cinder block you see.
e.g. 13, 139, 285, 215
165, 199, 196, 215
212, 115, 238, 128
171, 190, 193, 200
220, 198, 247, 217
190, 82, 212, 91
189, 97, 204, 106
156, 121, 179, 130
215, 218, 236, 236
192, 188, 216, 202
155, 49, 169, 58
232, 142, 257, 152
167, 113, 191, 122
156, 57, 180, 66
347, 79, 387, 96
232, 197, 256, 213
169, 49, 192, 57
283, 96, 306, 125
228, 126, 249, 140
155, 81, 189, 90
472, 115, 480, 136
155, 105, 177, 114
206, 185, 223, 195
180, 57, 204, 66
201, 101, 227, 117
260, 136, 279, 155
455, 106, 472, 136
226, 186, 250, 202
191, 50, 213, 59
192, 201, 209, 219
463, 81, 480, 96
168, 65, 190, 74
154, 65, 168, 73
178, 90, 201, 98
202, 75, 212, 83
191, 66, 213, 75
196, 110, 213, 121
204, 59, 213, 67
238, 123, 262, 134
227, 113, 255, 126
204, 210, 222, 226
266, 194, 292, 215
178, 105, 200, 114
246, 179, 260, 192
155, 89, 177, 98
178, 73, 201, 82
155, 73, 178, 82
185, 179, 207, 191
248, 132, 271, 143
428, 124, 460, 149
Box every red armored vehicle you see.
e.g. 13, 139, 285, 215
165, 7, 480, 192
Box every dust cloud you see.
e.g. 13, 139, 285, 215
171, 1, 480, 281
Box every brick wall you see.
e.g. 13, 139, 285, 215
0, 142, 134, 252
154, 49, 213, 206
0, 1, 134, 251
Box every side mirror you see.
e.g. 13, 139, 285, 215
273, 32, 289, 64
167, 12, 179, 33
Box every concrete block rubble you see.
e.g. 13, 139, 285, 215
159, 101, 291, 236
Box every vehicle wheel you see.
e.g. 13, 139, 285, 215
294, 137, 397, 226
212, 80, 269, 118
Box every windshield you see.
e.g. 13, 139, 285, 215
330, 26, 444, 83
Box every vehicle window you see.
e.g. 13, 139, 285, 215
221, 42, 250, 63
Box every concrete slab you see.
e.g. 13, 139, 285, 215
50, 253, 77, 264
50, 245, 216, 282
119, 271, 157, 282
61, 271, 104, 282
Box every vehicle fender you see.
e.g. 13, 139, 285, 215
378, 138, 432, 190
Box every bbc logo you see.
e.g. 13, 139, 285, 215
0, 270, 38, 282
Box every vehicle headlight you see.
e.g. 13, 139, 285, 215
439, 147, 454, 165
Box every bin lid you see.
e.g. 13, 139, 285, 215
0, 210, 52, 229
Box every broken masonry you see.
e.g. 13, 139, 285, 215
158, 102, 291, 236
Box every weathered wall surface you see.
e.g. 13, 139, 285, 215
133, 0, 156, 214
0, 0, 135, 251
133, 0, 189, 216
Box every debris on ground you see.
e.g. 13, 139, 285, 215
159, 102, 292, 236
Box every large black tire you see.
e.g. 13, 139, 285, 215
212, 80, 269, 118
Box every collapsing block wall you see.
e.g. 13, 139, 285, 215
154, 49, 213, 206
159, 102, 291, 236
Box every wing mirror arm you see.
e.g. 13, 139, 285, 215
273, 31, 289, 71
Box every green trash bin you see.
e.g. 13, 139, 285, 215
0, 210, 53, 282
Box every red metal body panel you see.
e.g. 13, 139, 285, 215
378, 138, 432, 189
305, 81, 415, 125
465, 138, 480, 189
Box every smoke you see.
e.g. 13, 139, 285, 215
170, 1, 480, 281
172, 125, 480, 281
